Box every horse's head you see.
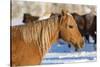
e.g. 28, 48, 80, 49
59, 10, 84, 49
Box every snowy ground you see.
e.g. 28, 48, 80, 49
42, 51, 96, 64
41, 39, 96, 64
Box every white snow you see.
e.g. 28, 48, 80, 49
42, 51, 96, 64
39, 14, 51, 20
43, 51, 96, 59
89, 35, 95, 43
11, 18, 24, 26
42, 58, 96, 64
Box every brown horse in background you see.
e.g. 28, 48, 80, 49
86, 15, 97, 50
71, 13, 96, 44
23, 13, 39, 23
88, 15, 96, 46
11, 10, 84, 66
82, 14, 96, 44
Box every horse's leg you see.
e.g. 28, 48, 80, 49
68, 44, 71, 48
93, 33, 96, 50
90, 32, 96, 50
85, 33, 89, 43
93, 37, 96, 50
94, 33, 96, 44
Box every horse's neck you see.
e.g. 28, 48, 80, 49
22, 18, 59, 57
39, 20, 59, 57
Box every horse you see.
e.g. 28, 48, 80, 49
11, 10, 84, 66
71, 13, 96, 44
83, 14, 96, 44
22, 12, 84, 51
23, 12, 96, 48
23, 13, 39, 23
22, 13, 81, 51
50, 13, 86, 50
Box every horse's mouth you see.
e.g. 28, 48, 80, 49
70, 40, 84, 50
75, 41, 84, 49
72, 44, 82, 52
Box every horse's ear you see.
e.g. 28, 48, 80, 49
61, 9, 69, 16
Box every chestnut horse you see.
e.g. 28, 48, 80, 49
50, 13, 96, 50
23, 12, 96, 48
11, 10, 84, 66
22, 12, 84, 51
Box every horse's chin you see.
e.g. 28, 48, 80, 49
69, 41, 84, 50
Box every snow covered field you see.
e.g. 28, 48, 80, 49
42, 51, 96, 64
41, 40, 96, 64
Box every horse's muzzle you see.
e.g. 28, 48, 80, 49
75, 39, 84, 49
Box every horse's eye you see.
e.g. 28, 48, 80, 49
69, 25, 73, 28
